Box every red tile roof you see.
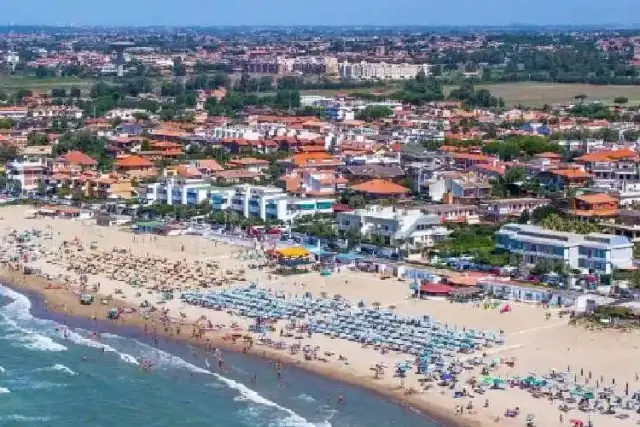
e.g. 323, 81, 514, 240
57, 150, 97, 166
351, 179, 409, 195
115, 155, 154, 168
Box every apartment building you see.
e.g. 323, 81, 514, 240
479, 198, 550, 221
141, 177, 212, 206
576, 148, 640, 192
339, 61, 430, 80
420, 204, 480, 224
496, 223, 633, 274
210, 184, 335, 222
337, 205, 448, 249
6, 158, 48, 194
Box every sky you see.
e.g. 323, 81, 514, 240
4, 0, 640, 27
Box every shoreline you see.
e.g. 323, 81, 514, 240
0, 265, 477, 427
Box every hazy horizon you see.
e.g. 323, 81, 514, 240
3, 0, 640, 27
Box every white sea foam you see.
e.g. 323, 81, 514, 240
0, 414, 52, 422
0, 366, 5, 374
296, 394, 316, 402
103, 333, 321, 426
63, 329, 138, 365
0, 285, 68, 352
212, 372, 320, 427
0, 387, 10, 393
37, 364, 77, 376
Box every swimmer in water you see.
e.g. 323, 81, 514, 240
251, 374, 257, 384
337, 393, 344, 404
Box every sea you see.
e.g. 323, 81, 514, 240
0, 283, 443, 427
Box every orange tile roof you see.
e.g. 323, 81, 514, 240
292, 152, 333, 167
196, 159, 224, 172
57, 150, 97, 166
351, 179, 409, 195
284, 177, 302, 192
116, 155, 154, 168
535, 152, 562, 159
576, 148, 638, 163
575, 193, 617, 204
549, 169, 591, 179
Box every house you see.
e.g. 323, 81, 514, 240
337, 205, 449, 250
538, 168, 591, 191
350, 179, 410, 199
496, 223, 633, 274
193, 159, 224, 176
115, 155, 157, 178
575, 148, 640, 192
600, 210, 640, 243
226, 157, 270, 173
342, 164, 405, 182
214, 170, 263, 185
419, 204, 480, 224
54, 150, 97, 172
87, 175, 133, 199
568, 193, 618, 219
284, 170, 348, 196
479, 198, 550, 221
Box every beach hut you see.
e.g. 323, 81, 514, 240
418, 283, 453, 298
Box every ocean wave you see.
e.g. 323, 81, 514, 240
101, 333, 208, 373
0, 414, 52, 422
0, 387, 10, 393
211, 372, 321, 427
62, 329, 139, 365
102, 333, 321, 427
0, 285, 68, 352
0, 366, 5, 374
295, 394, 316, 403
37, 364, 77, 376
26, 381, 67, 390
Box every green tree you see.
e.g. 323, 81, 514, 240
356, 105, 393, 121
614, 96, 629, 105
27, 132, 48, 146
0, 118, 14, 129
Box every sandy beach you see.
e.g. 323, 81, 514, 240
2, 204, 639, 427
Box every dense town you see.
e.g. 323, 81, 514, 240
6, 23, 640, 427
2, 26, 640, 307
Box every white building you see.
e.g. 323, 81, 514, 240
210, 184, 335, 222
496, 223, 634, 274
339, 61, 431, 80
141, 178, 212, 206
6, 159, 48, 194
337, 205, 448, 249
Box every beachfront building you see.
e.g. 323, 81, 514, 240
209, 184, 335, 222
476, 278, 576, 306
496, 223, 634, 274
141, 177, 213, 206
6, 158, 48, 194
337, 205, 448, 249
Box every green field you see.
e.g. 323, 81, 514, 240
0, 75, 97, 95
301, 82, 640, 107
459, 82, 640, 107
3, 75, 640, 108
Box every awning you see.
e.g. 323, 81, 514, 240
274, 247, 310, 258
419, 283, 453, 295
